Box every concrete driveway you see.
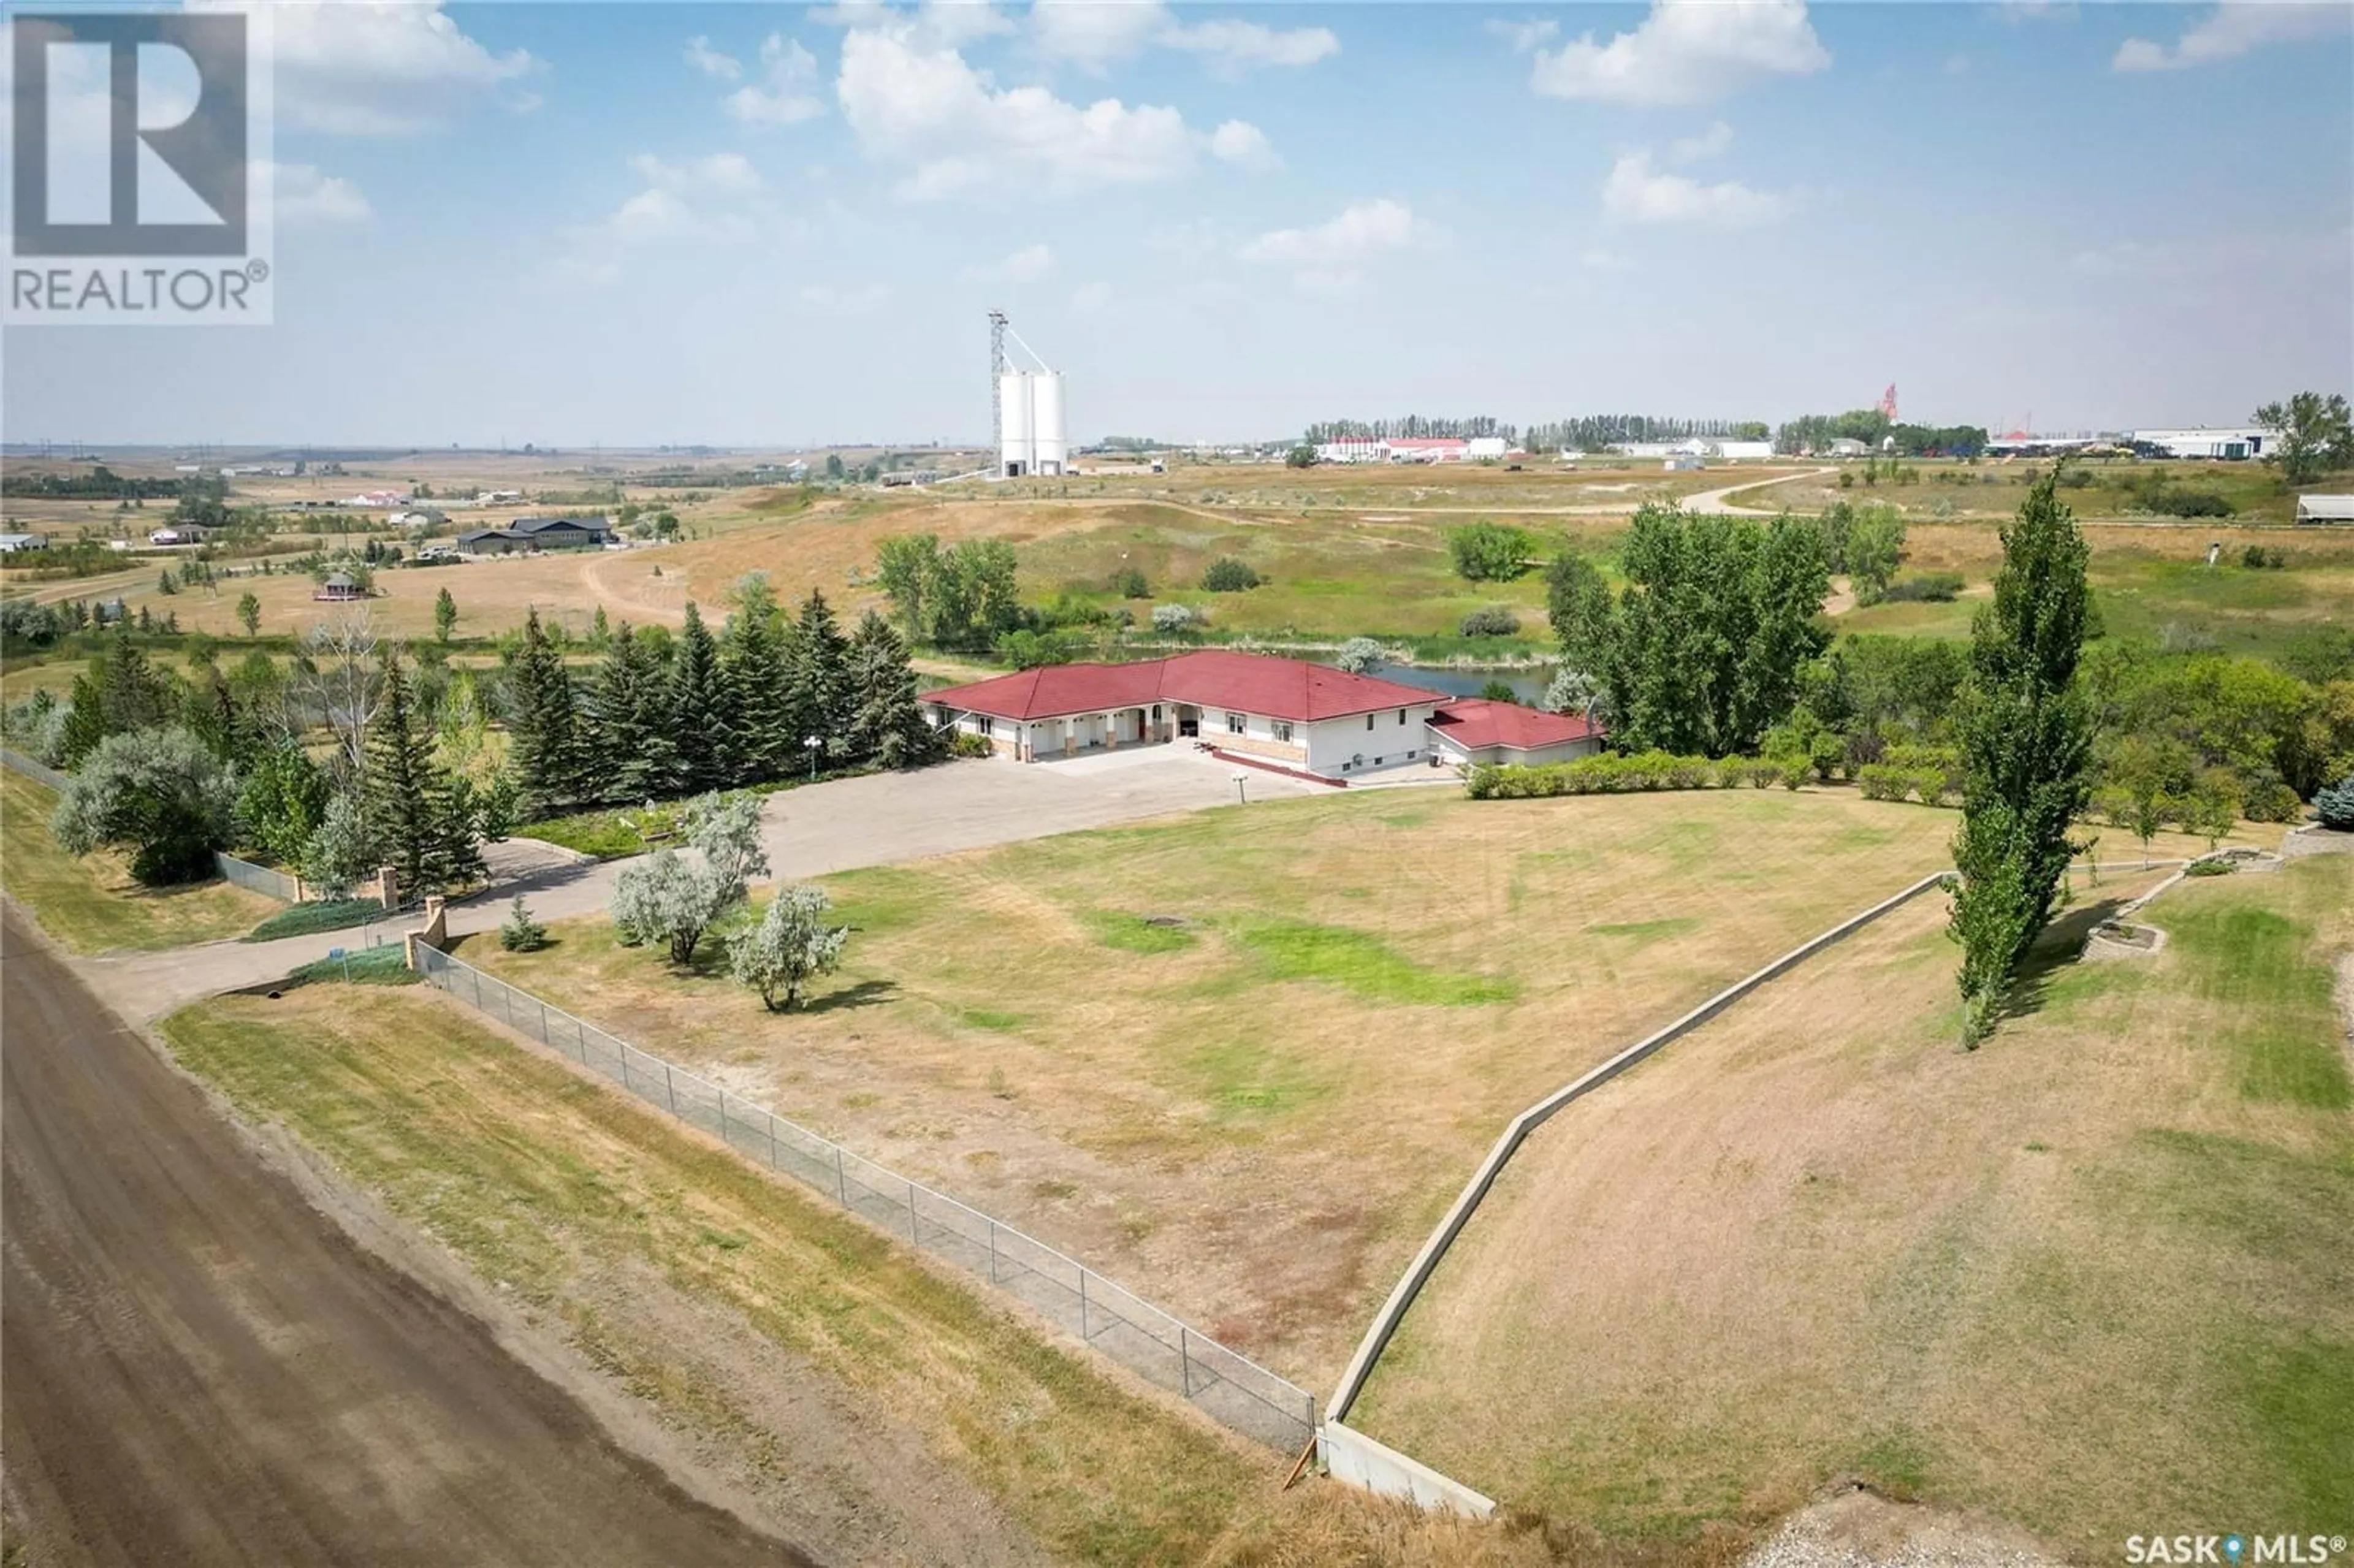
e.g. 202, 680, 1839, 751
75, 749, 1319, 1014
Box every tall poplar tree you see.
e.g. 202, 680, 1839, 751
1949, 468, 2094, 1046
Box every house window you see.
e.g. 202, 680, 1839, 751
980, 717, 994, 737
1366, 714, 1375, 731
1273, 721, 1293, 743
1398, 708, 1407, 724
1151, 705, 1162, 721
1407, 749, 1417, 759
1225, 711, 1246, 734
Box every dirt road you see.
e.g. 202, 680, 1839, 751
0, 904, 813, 1567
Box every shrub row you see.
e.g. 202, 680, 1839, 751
1467, 750, 1807, 799
1856, 763, 1956, 807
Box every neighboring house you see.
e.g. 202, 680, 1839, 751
2295, 494, 2354, 524
148, 525, 207, 545
390, 505, 448, 528
313, 571, 366, 602
1424, 699, 1606, 768
457, 516, 614, 555
0, 532, 50, 553
1826, 438, 1870, 459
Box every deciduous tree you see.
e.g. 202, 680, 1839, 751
728, 884, 849, 1010
2253, 392, 2354, 484
1949, 468, 2094, 1045
51, 727, 239, 885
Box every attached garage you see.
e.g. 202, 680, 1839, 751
1425, 699, 1606, 768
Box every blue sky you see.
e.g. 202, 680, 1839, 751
6, 1, 2350, 446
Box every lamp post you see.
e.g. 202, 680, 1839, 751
1232, 771, 1249, 805
804, 734, 821, 781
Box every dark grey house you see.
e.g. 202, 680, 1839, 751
457, 516, 614, 555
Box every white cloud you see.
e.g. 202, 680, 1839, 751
1486, 17, 1560, 54
189, 0, 538, 135
837, 15, 1267, 198
798, 281, 893, 315
1601, 151, 1792, 226
1667, 120, 1733, 163
1160, 18, 1340, 75
625, 153, 764, 193
1209, 120, 1281, 171
1027, 1, 1338, 75
964, 242, 1056, 282
1531, 1, 1829, 106
724, 34, 826, 125
269, 162, 371, 225
2112, 2, 2353, 72
1030, 1, 1170, 69
1240, 198, 1431, 287
684, 36, 741, 80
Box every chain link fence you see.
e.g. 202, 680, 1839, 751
415, 945, 1318, 1452
213, 851, 300, 902
1, 747, 68, 790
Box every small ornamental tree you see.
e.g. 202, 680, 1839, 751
1335, 636, 1384, 674
500, 895, 549, 952
2315, 774, 2354, 831
236, 592, 261, 636
1446, 522, 1534, 583
433, 587, 457, 643
608, 791, 768, 965
728, 883, 850, 1010
1152, 603, 1202, 634
51, 726, 239, 885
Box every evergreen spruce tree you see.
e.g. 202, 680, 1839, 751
592, 621, 674, 804
789, 588, 850, 764
505, 608, 588, 814
844, 609, 942, 769
1949, 468, 2094, 1046
667, 602, 729, 793
365, 648, 482, 896
718, 574, 793, 781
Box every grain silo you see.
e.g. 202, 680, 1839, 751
989, 309, 1067, 479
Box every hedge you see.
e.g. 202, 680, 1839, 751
1466, 750, 1806, 799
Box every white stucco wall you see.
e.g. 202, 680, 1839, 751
1305, 704, 1436, 776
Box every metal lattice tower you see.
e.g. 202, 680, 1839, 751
988, 310, 1008, 456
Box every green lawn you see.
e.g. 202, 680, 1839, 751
0, 769, 273, 953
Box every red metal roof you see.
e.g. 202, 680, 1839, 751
1427, 698, 1605, 752
927, 650, 1442, 724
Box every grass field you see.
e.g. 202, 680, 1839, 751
156, 984, 1559, 1567
1726, 459, 2341, 525
1352, 853, 2354, 1557
0, 769, 272, 952
461, 788, 2234, 1387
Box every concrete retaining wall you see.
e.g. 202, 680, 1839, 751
1320, 1420, 1495, 1518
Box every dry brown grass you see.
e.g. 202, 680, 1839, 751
1355, 854, 2354, 1556
463, 788, 2236, 1391
0, 769, 274, 952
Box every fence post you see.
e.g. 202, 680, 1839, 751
574, 1016, 588, 1064
538, 1000, 550, 1046
765, 1113, 779, 1170
718, 1089, 730, 1148
663, 1062, 677, 1114
1181, 1326, 1192, 1396
907, 1182, 920, 1243
834, 1146, 848, 1205
1080, 1269, 1090, 1340
988, 1221, 999, 1284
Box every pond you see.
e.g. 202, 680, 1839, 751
1358, 660, 1552, 704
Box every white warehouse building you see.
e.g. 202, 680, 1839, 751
2131, 427, 2282, 460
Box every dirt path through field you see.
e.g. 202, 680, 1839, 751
0, 902, 812, 1568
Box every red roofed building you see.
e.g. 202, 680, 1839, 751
1424, 698, 1606, 767
927, 651, 1604, 780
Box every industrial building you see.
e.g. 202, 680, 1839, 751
2130, 427, 2285, 461
991, 310, 1067, 478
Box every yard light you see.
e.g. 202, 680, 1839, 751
804, 734, 821, 780
1232, 770, 1249, 804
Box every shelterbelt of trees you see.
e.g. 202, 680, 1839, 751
1, 574, 943, 899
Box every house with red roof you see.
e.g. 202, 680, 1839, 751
926, 651, 1605, 781
1423, 698, 1606, 768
